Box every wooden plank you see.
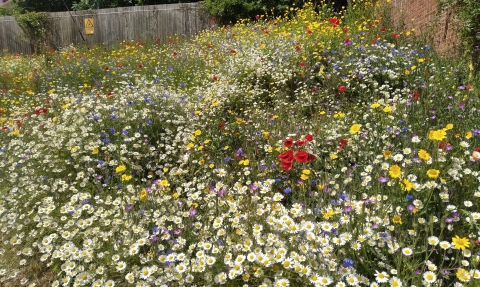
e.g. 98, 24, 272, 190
0, 2, 204, 55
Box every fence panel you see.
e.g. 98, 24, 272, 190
0, 16, 33, 55
0, 2, 208, 55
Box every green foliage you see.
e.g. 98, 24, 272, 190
12, 0, 75, 12
203, 0, 308, 24
14, 11, 51, 53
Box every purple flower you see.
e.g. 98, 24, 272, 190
217, 189, 226, 197
445, 217, 454, 223
189, 208, 197, 217
174, 229, 182, 235
378, 176, 388, 183
125, 204, 133, 211
407, 204, 416, 212
343, 206, 353, 213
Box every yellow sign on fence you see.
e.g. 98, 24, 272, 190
84, 18, 94, 35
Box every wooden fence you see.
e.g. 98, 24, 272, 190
0, 16, 33, 54
0, 2, 210, 55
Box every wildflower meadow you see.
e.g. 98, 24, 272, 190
1, 1, 480, 286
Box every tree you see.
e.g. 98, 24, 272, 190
13, 0, 76, 12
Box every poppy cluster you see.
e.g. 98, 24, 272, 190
278, 135, 315, 170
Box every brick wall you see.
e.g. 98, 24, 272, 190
388, 0, 460, 55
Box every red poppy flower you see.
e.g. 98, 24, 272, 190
213, 76, 218, 81
311, 87, 317, 93
439, 142, 448, 151
218, 122, 225, 130
305, 134, 313, 141
105, 67, 109, 71
412, 90, 420, 100
338, 86, 346, 93
329, 18, 340, 27
138, 64, 143, 69
308, 153, 316, 162
295, 140, 306, 146
300, 62, 305, 67
295, 150, 310, 163
281, 160, 293, 171
255, 15, 260, 20
475, 147, 480, 152
284, 138, 294, 148
230, 49, 236, 54
344, 38, 351, 44
2, 126, 8, 131
393, 33, 400, 39
173, 51, 178, 56
278, 150, 294, 161
381, 27, 386, 32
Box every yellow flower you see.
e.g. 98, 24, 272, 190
383, 150, 392, 159
392, 214, 402, 225
370, 103, 380, 108
330, 153, 338, 160
92, 148, 99, 154
198, 159, 205, 165
194, 129, 202, 136
418, 149, 430, 161
452, 236, 470, 251
186, 142, 194, 149
13, 129, 20, 135
300, 174, 309, 180
465, 131, 472, 139
426, 169, 440, 179
121, 174, 132, 181
383, 106, 392, 113
323, 210, 335, 219
428, 129, 447, 141
456, 268, 471, 282
209, 164, 215, 169
350, 124, 361, 134
401, 179, 414, 192
159, 179, 169, 186
302, 169, 311, 175
389, 165, 401, 178
139, 189, 147, 200
445, 123, 453, 130
115, 165, 126, 173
